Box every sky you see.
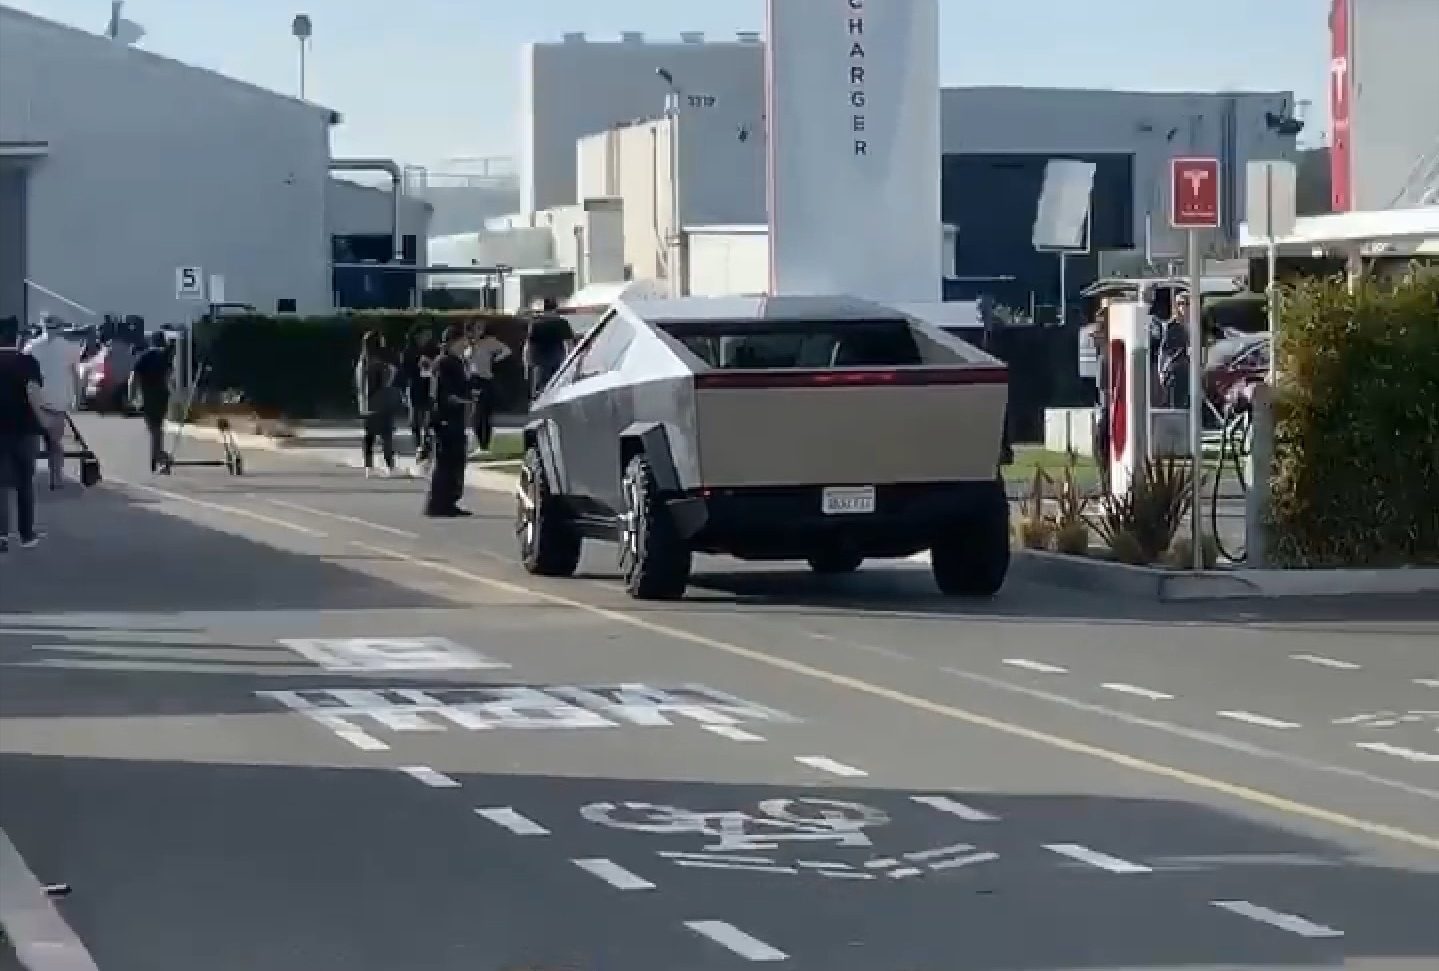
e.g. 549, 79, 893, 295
11, 0, 1332, 169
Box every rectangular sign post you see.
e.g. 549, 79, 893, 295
1170, 157, 1220, 572
1245, 160, 1297, 383
175, 266, 205, 300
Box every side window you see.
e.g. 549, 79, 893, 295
574, 314, 635, 379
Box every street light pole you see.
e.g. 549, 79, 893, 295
291, 14, 313, 100
657, 68, 683, 297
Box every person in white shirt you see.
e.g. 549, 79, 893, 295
23, 316, 82, 489
464, 322, 512, 455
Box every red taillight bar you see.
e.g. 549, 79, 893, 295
695, 366, 1007, 389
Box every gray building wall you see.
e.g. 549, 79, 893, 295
940, 87, 1299, 256
521, 34, 766, 213
0, 5, 335, 326
326, 177, 433, 268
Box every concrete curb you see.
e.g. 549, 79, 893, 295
0, 828, 99, 970
1009, 549, 1439, 601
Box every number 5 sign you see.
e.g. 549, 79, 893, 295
1170, 157, 1221, 229
175, 266, 205, 300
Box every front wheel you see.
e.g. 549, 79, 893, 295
618, 454, 691, 600
930, 481, 1011, 597
517, 447, 582, 576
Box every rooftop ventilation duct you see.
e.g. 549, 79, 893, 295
736, 31, 761, 43
621, 31, 644, 43
561, 32, 585, 43
680, 32, 704, 43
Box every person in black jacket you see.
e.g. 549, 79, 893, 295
523, 302, 575, 403
129, 331, 174, 472
400, 325, 437, 467
424, 325, 473, 518
356, 330, 399, 477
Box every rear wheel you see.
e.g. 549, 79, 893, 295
806, 550, 864, 574
930, 481, 1011, 597
618, 454, 691, 600
517, 447, 582, 577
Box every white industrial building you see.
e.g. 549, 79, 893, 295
0, 4, 424, 325
520, 31, 764, 214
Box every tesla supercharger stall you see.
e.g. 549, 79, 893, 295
1105, 300, 1151, 495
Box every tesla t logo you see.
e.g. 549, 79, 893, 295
1109, 339, 1127, 462
1170, 157, 1221, 229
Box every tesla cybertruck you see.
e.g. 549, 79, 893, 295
516, 294, 1012, 600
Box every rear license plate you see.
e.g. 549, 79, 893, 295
821, 486, 876, 515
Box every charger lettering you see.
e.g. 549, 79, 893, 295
848, 0, 866, 155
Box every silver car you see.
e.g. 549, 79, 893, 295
516, 294, 1012, 600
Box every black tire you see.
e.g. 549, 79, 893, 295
517, 446, 581, 577
806, 550, 864, 574
618, 454, 691, 600
930, 481, 1011, 597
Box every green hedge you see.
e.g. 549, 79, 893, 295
1269, 268, 1439, 567
195, 312, 531, 419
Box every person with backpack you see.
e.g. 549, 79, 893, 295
356, 330, 400, 478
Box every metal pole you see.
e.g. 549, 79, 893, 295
298, 40, 307, 100
1265, 239, 1278, 383
1057, 253, 1067, 326
667, 92, 682, 298
1187, 229, 1203, 570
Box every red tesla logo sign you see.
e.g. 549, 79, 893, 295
1170, 157, 1221, 229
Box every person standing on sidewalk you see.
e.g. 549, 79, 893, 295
0, 316, 45, 551
355, 330, 399, 477
424, 325, 473, 518
401, 325, 437, 472
22, 316, 81, 490
465, 321, 511, 456
129, 331, 174, 472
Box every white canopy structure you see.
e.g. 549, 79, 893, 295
1240, 206, 1439, 258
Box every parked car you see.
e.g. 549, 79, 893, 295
1204, 332, 1270, 413
517, 293, 1012, 600
77, 340, 138, 413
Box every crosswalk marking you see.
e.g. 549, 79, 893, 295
1211, 900, 1343, 938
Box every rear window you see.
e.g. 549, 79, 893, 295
660, 318, 921, 369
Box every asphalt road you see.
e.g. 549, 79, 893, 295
0, 414, 1436, 971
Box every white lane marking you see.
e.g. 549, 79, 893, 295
399, 765, 461, 788
703, 724, 766, 742
1003, 658, 1067, 674
685, 921, 789, 962
261, 496, 419, 538
910, 794, 998, 822
0, 827, 102, 970
473, 806, 549, 835
1218, 710, 1301, 730
332, 728, 389, 751
1417, 679, 1439, 688
1102, 682, 1174, 701
1043, 843, 1152, 873
662, 851, 776, 865
794, 756, 867, 777
1290, 653, 1361, 671
885, 866, 925, 878
672, 859, 800, 874
929, 852, 1000, 870
941, 665, 1439, 804
1356, 742, 1439, 763
902, 842, 975, 862
112, 478, 328, 536
1210, 900, 1344, 938
572, 858, 656, 891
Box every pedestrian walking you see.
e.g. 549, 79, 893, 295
401, 325, 437, 472
129, 331, 174, 472
424, 325, 473, 518
356, 330, 399, 477
22, 315, 82, 490
0, 315, 44, 551
1158, 291, 1192, 409
523, 301, 575, 404
465, 321, 512, 456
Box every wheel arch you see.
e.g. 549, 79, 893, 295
523, 417, 565, 491
619, 421, 682, 494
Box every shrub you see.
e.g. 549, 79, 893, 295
1014, 467, 1055, 550
1088, 457, 1197, 565
193, 311, 530, 420
1166, 532, 1220, 570
1268, 269, 1439, 567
